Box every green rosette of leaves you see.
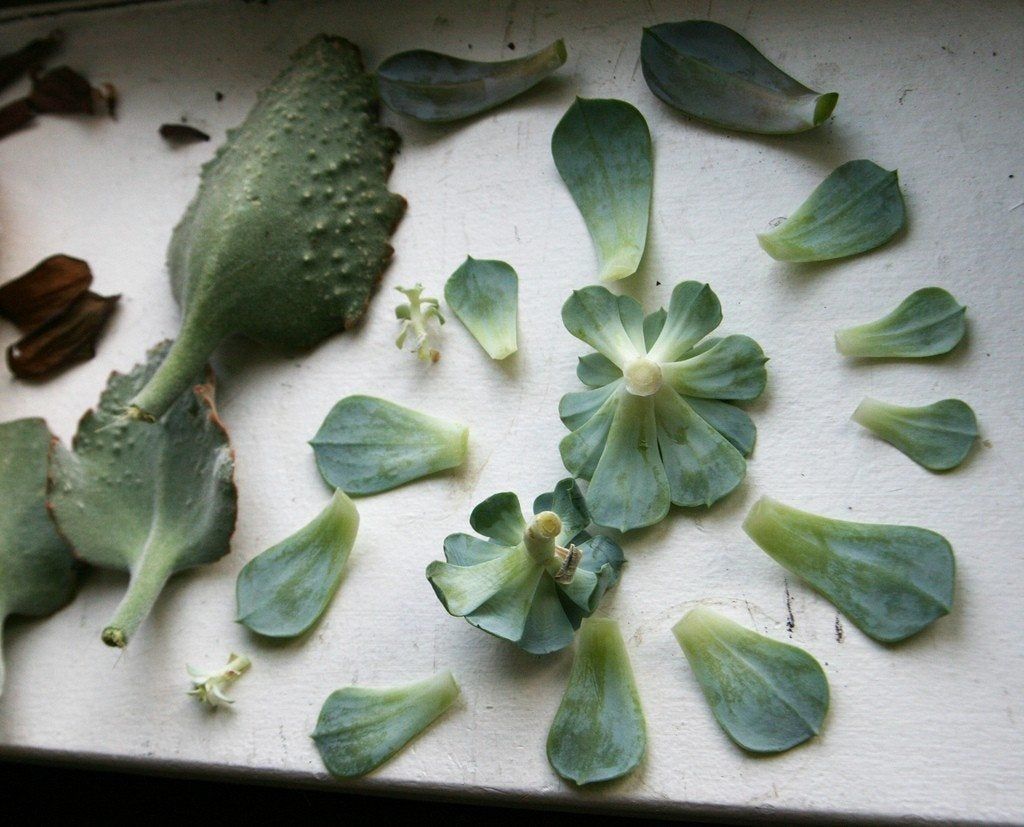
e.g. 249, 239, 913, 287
559, 281, 767, 532
426, 479, 624, 654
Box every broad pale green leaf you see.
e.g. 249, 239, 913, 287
647, 281, 721, 363
558, 383, 620, 433
470, 492, 527, 547
444, 256, 518, 360
835, 287, 966, 358
310, 396, 468, 495
313, 671, 459, 778
235, 490, 359, 638
852, 397, 978, 471
559, 386, 620, 481
0, 418, 77, 693
576, 352, 622, 388
376, 40, 567, 123
49, 342, 237, 648
551, 98, 652, 281
758, 160, 905, 262
547, 617, 646, 785
673, 607, 829, 753
683, 396, 756, 456
561, 286, 643, 367
662, 335, 767, 400
126, 37, 405, 421
743, 497, 955, 643
641, 21, 838, 135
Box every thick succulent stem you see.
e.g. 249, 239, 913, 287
102, 552, 174, 648
524, 511, 562, 567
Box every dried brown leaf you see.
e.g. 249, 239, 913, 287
0, 30, 63, 94
28, 65, 114, 116
0, 254, 92, 330
0, 98, 35, 140
159, 123, 210, 144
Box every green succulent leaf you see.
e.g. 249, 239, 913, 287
547, 617, 646, 785
310, 396, 468, 495
444, 256, 518, 360
395, 283, 444, 363
313, 671, 459, 778
235, 490, 359, 638
673, 607, 829, 753
757, 160, 905, 262
743, 497, 955, 643
641, 21, 838, 135
126, 36, 405, 421
835, 287, 966, 358
551, 98, 652, 281
49, 342, 237, 648
852, 397, 978, 472
376, 40, 567, 123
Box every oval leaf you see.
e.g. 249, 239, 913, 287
444, 256, 518, 359
852, 397, 978, 471
835, 287, 966, 358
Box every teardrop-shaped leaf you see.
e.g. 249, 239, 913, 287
48, 342, 237, 648
835, 287, 966, 358
852, 397, 978, 471
310, 396, 468, 495
235, 490, 359, 638
547, 617, 646, 785
743, 497, 955, 643
444, 256, 518, 360
758, 161, 905, 262
313, 671, 459, 778
0, 418, 77, 694
673, 607, 829, 753
641, 21, 838, 135
376, 40, 567, 123
551, 98, 652, 281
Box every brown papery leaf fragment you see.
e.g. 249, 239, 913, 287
0, 98, 35, 139
7, 291, 119, 379
159, 123, 210, 144
0, 30, 63, 94
0, 254, 92, 330
28, 66, 115, 116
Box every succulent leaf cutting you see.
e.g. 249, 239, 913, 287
395, 284, 444, 362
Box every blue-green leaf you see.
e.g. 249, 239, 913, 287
533, 478, 590, 546
444, 256, 518, 360
835, 287, 966, 358
647, 281, 721, 363
662, 334, 767, 400
470, 492, 527, 547
852, 398, 978, 471
576, 352, 622, 388
561, 286, 643, 367
683, 396, 756, 456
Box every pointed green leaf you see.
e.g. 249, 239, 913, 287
561, 286, 643, 366
743, 497, 955, 643
662, 334, 767, 400
641, 21, 838, 135
547, 618, 646, 785
758, 160, 905, 262
444, 256, 518, 359
576, 352, 622, 388
311, 396, 468, 495
551, 98, 652, 281
559, 383, 620, 433
673, 607, 829, 753
852, 397, 978, 471
835, 287, 966, 358
559, 386, 620, 481
470, 491, 526, 547
376, 40, 567, 123
313, 671, 459, 778
647, 281, 721, 363
235, 490, 359, 638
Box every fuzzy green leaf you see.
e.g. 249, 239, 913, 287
852, 397, 978, 471
444, 256, 518, 359
835, 287, 966, 358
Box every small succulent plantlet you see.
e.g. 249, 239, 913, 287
376, 40, 567, 123
236, 490, 359, 638
426, 479, 624, 654
835, 287, 966, 358
547, 617, 646, 785
187, 652, 251, 708
310, 395, 467, 495
313, 671, 459, 778
641, 21, 838, 134
743, 497, 955, 643
48, 342, 237, 648
124, 36, 405, 422
560, 281, 767, 532
757, 160, 905, 262
673, 607, 829, 753
444, 256, 518, 360
551, 98, 652, 281
395, 283, 444, 362
852, 397, 978, 471
0, 418, 77, 695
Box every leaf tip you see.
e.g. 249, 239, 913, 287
813, 92, 839, 125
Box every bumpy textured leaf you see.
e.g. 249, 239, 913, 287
444, 256, 518, 360
376, 40, 566, 123
547, 617, 646, 785
673, 607, 829, 753
313, 671, 459, 778
852, 397, 978, 471
127, 36, 405, 421
758, 161, 905, 262
743, 497, 955, 643
835, 287, 966, 358
310, 396, 467, 495
0, 418, 77, 693
49, 342, 237, 647
551, 98, 652, 281
236, 490, 359, 638
641, 21, 838, 134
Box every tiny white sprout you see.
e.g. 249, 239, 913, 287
187, 652, 252, 709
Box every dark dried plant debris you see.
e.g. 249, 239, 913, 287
159, 123, 210, 145
0, 98, 34, 139
0, 254, 92, 330
0, 30, 63, 94
28, 66, 116, 116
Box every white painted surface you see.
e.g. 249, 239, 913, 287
0, 0, 1021, 821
